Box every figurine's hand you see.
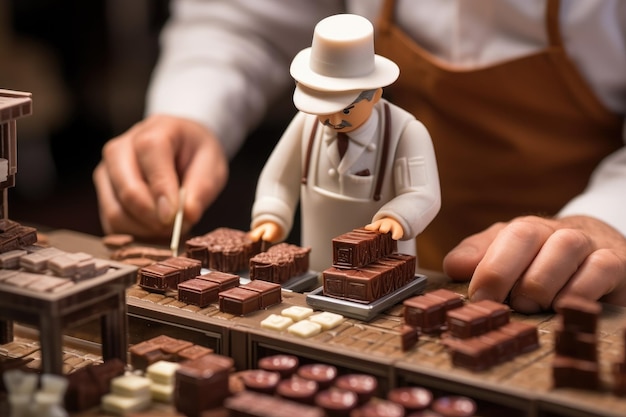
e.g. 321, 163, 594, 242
365, 218, 404, 240
93, 114, 228, 240
249, 222, 283, 243
443, 215, 626, 313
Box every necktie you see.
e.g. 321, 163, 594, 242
337, 132, 349, 160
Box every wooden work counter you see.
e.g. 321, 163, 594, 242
1, 229, 625, 417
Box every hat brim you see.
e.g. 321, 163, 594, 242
290, 47, 399, 92
293, 84, 362, 115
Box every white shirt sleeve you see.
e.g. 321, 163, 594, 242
145, 0, 342, 158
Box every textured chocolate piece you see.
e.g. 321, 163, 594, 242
554, 295, 601, 334
224, 390, 325, 417
332, 228, 396, 269
240, 369, 281, 394
0, 221, 37, 253
446, 305, 490, 339
177, 345, 214, 362
399, 324, 419, 351
403, 295, 446, 334
258, 354, 299, 379
160, 256, 202, 284
431, 396, 477, 417
178, 278, 220, 307
185, 227, 262, 272
334, 374, 377, 405
387, 386, 433, 411
314, 388, 358, 417
249, 243, 311, 283
241, 280, 282, 308
477, 330, 518, 364
297, 363, 338, 389
218, 287, 261, 315
138, 263, 181, 292
110, 246, 173, 262
276, 376, 319, 404
498, 321, 539, 353
175, 354, 234, 417
466, 299, 510, 331
444, 337, 495, 372
552, 355, 600, 390
198, 270, 240, 291
323, 254, 416, 303
554, 326, 597, 362
424, 288, 464, 312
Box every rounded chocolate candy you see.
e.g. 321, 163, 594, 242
387, 386, 433, 411
276, 376, 319, 404
297, 363, 338, 389
431, 396, 477, 417
349, 399, 405, 417
257, 354, 299, 378
240, 369, 281, 394
334, 374, 377, 404
315, 388, 359, 417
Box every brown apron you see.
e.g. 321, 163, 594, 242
375, 0, 624, 270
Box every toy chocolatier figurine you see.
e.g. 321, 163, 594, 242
249, 14, 441, 272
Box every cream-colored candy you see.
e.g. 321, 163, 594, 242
308, 311, 344, 330
281, 305, 314, 321
261, 314, 294, 331
287, 320, 322, 338
146, 360, 180, 385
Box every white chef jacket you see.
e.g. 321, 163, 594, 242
146, 0, 626, 236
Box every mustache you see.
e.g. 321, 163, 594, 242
323, 120, 352, 129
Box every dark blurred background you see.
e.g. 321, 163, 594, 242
3, 0, 297, 241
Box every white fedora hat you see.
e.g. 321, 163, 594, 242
290, 14, 399, 114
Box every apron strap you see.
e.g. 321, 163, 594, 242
301, 120, 318, 185
301, 103, 391, 201
373, 102, 391, 201
546, 0, 563, 48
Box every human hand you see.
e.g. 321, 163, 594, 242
93, 114, 228, 240
443, 215, 626, 314
249, 221, 283, 243
365, 217, 404, 240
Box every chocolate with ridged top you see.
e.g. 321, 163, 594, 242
185, 227, 262, 272
249, 243, 311, 283
332, 228, 396, 269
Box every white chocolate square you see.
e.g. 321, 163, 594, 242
281, 306, 314, 321
261, 314, 294, 331
308, 311, 344, 330
101, 393, 151, 415
146, 360, 180, 385
287, 320, 322, 338
110, 373, 151, 398
150, 382, 174, 403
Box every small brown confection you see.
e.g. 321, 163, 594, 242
240, 369, 281, 394
297, 363, 338, 389
258, 354, 299, 378
177, 345, 214, 362
498, 321, 539, 353
431, 396, 477, 417
399, 325, 419, 351
477, 329, 519, 364
386, 386, 433, 412
198, 270, 240, 291
554, 295, 601, 334
102, 234, 134, 249
552, 355, 599, 390
242, 280, 282, 308
349, 399, 405, 417
315, 388, 359, 417
276, 376, 319, 404
219, 286, 261, 315
178, 278, 220, 307
138, 263, 181, 292
332, 228, 396, 269
334, 374, 377, 405
466, 299, 510, 331
160, 256, 203, 284
403, 295, 446, 334
444, 337, 495, 372
185, 227, 262, 272
249, 243, 311, 283
446, 305, 490, 339
423, 289, 464, 312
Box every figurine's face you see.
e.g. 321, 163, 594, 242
318, 88, 382, 133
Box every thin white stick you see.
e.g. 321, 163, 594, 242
170, 187, 186, 256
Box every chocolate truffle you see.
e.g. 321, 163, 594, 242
350, 399, 405, 417
297, 363, 338, 389
431, 396, 477, 417
240, 369, 281, 394
334, 374, 377, 405
315, 388, 359, 417
387, 386, 433, 411
258, 354, 299, 378
276, 376, 319, 404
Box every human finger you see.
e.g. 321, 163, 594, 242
468, 217, 554, 303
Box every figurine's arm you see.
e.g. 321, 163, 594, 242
250, 112, 309, 242
372, 119, 441, 240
